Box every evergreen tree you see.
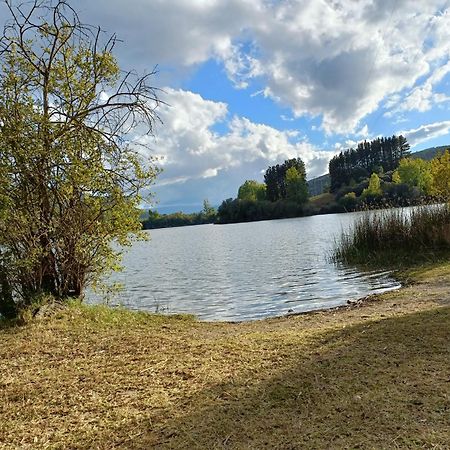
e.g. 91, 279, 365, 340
329, 135, 411, 192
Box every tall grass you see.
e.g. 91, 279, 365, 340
333, 204, 450, 265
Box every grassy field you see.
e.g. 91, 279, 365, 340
1, 263, 449, 449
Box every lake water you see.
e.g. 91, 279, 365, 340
92, 211, 401, 321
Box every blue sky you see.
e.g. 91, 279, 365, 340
3, 0, 450, 213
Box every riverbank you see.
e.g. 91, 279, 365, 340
1, 263, 449, 449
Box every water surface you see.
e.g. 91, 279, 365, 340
94, 212, 400, 321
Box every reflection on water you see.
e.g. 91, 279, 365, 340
89, 212, 401, 321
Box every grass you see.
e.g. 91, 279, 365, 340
0, 263, 449, 449
309, 192, 336, 208
333, 204, 450, 266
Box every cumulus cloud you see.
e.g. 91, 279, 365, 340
387, 61, 450, 115
135, 89, 334, 206
252, 0, 450, 133
77, 0, 450, 134
152, 88, 332, 182
76, 0, 257, 69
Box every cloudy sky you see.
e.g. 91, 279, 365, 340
4, 0, 450, 212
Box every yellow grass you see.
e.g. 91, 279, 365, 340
1, 263, 449, 449
309, 192, 336, 208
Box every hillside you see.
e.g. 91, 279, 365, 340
307, 173, 330, 197
307, 144, 448, 196
410, 145, 449, 161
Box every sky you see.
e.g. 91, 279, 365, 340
3, 0, 450, 212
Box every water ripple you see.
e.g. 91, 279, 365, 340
88, 213, 400, 321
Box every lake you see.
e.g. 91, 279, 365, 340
94, 212, 400, 321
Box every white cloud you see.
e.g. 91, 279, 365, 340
356, 124, 370, 139
77, 0, 255, 68
254, 0, 450, 134
401, 120, 450, 147
388, 61, 450, 114
76, 0, 450, 135
146, 89, 333, 193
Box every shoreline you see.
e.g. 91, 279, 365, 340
1, 261, 449, 449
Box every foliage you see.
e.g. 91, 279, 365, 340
285, 167, 308, 203
237, 180, 266, 201
339, 192, 357, 211
202, 199, 217, 220
217, 198, 303, 224
392, 170, 401, 184
0, 1, 159, 317
218, 157, 309, 224
264, 158, 307, 202
335, 179, 369, 200
361, 173, 382, 198
382, 182, 421, 206
329, 135, 410, 192
393, 158, 433, 195
330, 148, 449, 212
430, 149, 450, 200
217, 138, 446, 226
143, 201, 217, 229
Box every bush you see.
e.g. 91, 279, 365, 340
339, 192, 358, 211
336, 180, 369, 200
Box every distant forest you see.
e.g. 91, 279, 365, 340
308, 144, 447, 196
142, 200, 216, 229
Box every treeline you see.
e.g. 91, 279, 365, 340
218, 199, 305, 224
329, 135, 410, 191
143, 201, 216, 229
217, 158, 309, 223
335, 149, 450, 211
218, 137, 450, 225
145, 138, 449, 229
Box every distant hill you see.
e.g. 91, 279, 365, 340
307, 144, 449, 196
410, 145, 448, 161
307, 174, 330, 197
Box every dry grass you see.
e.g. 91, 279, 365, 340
1, 264, 450, 449
309, 192, 336, 208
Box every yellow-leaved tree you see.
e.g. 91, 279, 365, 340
430, 150, 450, 201
392, 158, 433, 195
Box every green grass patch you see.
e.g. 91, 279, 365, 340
0, 300, 196, 332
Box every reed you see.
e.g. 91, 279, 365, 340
333, 204, 450, 265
